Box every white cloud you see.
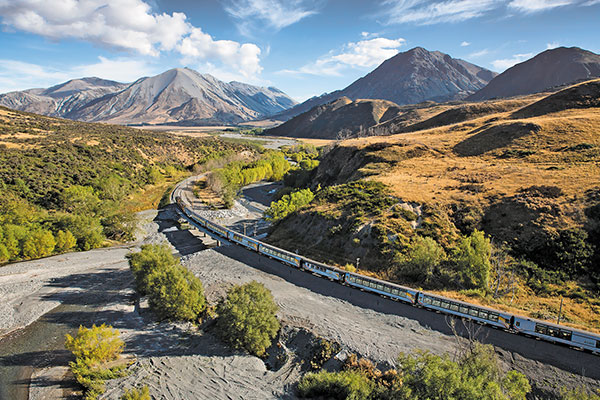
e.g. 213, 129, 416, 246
461, 41, 471, 46
508, 0, 575, 12
0, 0, 265, 80
0, 57, 158, 93
546, 41, 560, 49
382, 0, 501, 25
469, 49, 490, 58
224, 0, 318, 31
178, 28, 262, 78
491, 52, 533, 71
280, 37, 406, 76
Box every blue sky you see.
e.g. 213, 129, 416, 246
0, 0, 599, 101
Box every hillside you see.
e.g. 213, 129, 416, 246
0, 106, 255, 263
265, 97, 404, 139
469, 47, 600, 101
266, 79, 600, 332
273, 47, 496, 121
0, 68, 297, 125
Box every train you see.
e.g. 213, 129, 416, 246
175, 196, 600, 355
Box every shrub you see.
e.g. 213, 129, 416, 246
128, 244, 179, 295
453, 230, 492, 289
65, 324, 124, 364
65, 324, 127, 400
396, 236, 445, 283
121, 386, 151, 400
215, 281, 280, 357
55, 229, 77, 252
297, 370, 374, 400
128, 244, 206, 321
265, 188, 315, 221
146, 264, 206, 321
310, 338, 341, 370
560, 387, 600, 400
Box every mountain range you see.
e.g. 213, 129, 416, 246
0, 68, 296, 125
273, 47, 497, 121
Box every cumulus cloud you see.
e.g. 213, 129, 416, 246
224, 0, 318, 31
381, 0, 501, 25
280, 37, 406, 76
491, 53, 533, 70
507, 0, 575, 12
0, 0, 264, 80
461, 41, 471, 46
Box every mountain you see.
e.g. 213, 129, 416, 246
0, 77, 127, 118
0, 68, 297, 125
273, 47, 497, 121
469, 47, 600, 101
265, 97, 404, 139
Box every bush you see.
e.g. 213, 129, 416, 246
65, 324, 124, 364
128, 244, 179, 295
146, 264, 206, 321
265, 188, 315, 221
560, 387, 600, 400
297, 370, 374, 400
215, 281, 280, 356
396, 236, 445, 283
310, 338, 341, 370
65, 324, 127, 400
128, 245, 206, 321
453, 230, 492, 289
121, 386, 151, 400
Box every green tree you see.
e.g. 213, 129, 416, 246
454, 230, 492, 289
65, 324, 124, 365
146, 264, 206, 321
22, 229, 56, 259
61, 185, 101, 215
265, 188, 315, 221
297, 370, 374, 400
127, 244, 179, 295
215, 281, 280, 356
55, 230, 77, 252
396, 236, 446, 283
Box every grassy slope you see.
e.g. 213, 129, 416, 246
268, 80, 600, 332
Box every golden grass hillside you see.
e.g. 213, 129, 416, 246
268, 80, 600, 332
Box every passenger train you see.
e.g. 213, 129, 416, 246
175, 196, 600, 355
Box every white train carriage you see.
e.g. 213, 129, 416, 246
301, 258, 344, 281
258, 244, 301, 267
418, 293, 512, 330
513, 316, 600, 353
345, 273, 418, 305
228, 231, 260, 251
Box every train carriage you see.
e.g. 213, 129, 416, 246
228, 231, 260, 251
301, 258, 344, 281
345, 273, 418, 305
513, 316, 600, 353
206, 221, 229, 238
258, 244, 301, 267
418, 293, 512, 329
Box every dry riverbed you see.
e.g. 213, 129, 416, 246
1, 192, 599, 399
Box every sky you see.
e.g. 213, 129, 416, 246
0, 0, 599, 101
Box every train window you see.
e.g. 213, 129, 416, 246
559, 330, 572, 341
431, 299, 441, 307
391, 289, 398, 295
376, 284, 384, 291
547, 327, 558, 337
440, 301, 449, 309
423, 297, 432, 305
459, 306, 469, 314
535, 324, 548, 335
449, 303, 459, 312
469, 308, 479, 317
489, 313, 499, 322
479, 311, 488, 319
597, 341, 600, 349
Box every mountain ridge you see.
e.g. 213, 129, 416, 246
272, 47, 497, 121
0, 68, 297, 125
